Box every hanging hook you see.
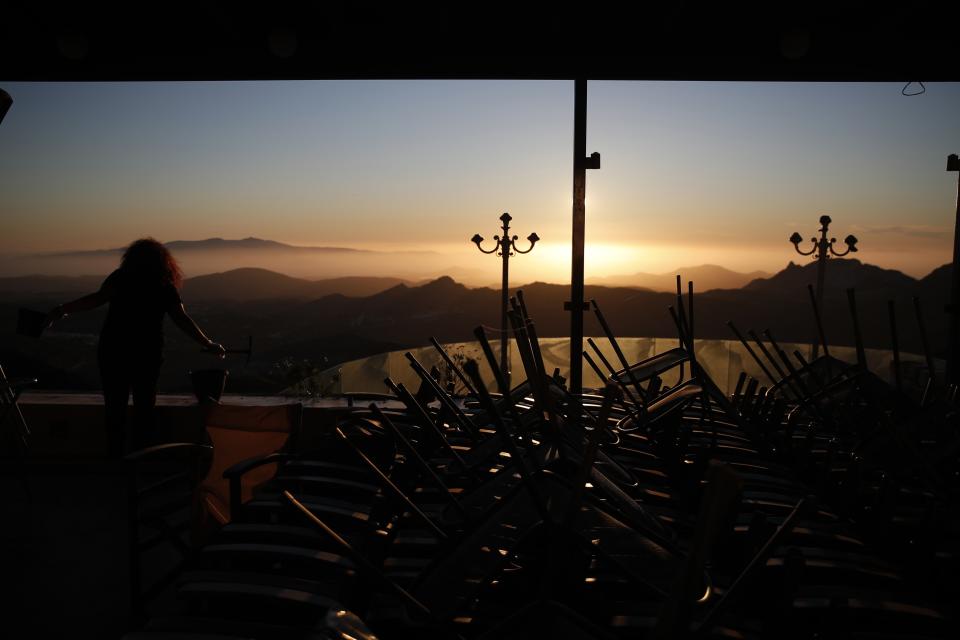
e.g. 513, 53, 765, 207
901, 81, 926, 97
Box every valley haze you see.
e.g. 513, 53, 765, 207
2, 237, 780, 292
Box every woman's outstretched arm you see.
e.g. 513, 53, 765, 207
45, 289, 111, 327
168, 303, 225, 357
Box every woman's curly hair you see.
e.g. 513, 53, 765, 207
119, 237, 183, 289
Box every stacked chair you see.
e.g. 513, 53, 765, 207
1, 363, 34, 502
1, 362, 34, 456
122, 280, 957, 639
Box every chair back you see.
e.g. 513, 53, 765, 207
196, 402, 302, 525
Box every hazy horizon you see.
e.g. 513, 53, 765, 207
1, 80, 958, 281
0, 235, 949, 292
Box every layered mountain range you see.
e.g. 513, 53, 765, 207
1, 237, 437, 282
2, 255, 951, 395
6, 237, 774, 291
587, 264, 771, 292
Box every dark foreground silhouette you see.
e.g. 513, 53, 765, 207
5, 280, 958, 638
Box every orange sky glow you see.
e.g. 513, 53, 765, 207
1, 81, 957, 282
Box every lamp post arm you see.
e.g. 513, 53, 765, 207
792, 241, 818, 257
828, 234, 859, 258
471, 233, 500, 254
513, 232, 540, 254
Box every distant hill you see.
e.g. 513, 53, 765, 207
742, 259, 918, 296
589, 264, 771, 292
181, 268, 408, 301
413, 265, 492, 287
166, 237, 366, 253
10, 237, 442, 282
916, 263, 952, 301
0, 269, 408, 301
46, 237, 370, 257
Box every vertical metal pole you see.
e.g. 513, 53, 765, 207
888, 300, 902, 393
947, 154, 960, 386
815, 248, 827, 309
812, 228, 828, 359
847, 288, 866, 370
814, 217, 833, 311
569, 78, 587, 394
914, 295, 937, 400
807, 283, 831, 377
501, 226, 510, 388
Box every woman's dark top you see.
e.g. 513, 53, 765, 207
98, 269, 182, 357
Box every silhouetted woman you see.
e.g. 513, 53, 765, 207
46, 238, 225, 457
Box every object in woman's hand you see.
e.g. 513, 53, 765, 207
190, 368, 228, 403
17, 308, 47, 338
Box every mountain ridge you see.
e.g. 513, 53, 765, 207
2, 258, 952, 394
274, 258, 951, 358
588, 264, 772, 292
741, 258, 920, 295
2, 259, 949, 302
44, 237, 372, 257
0, 268, 411, 301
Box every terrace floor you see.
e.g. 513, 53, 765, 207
5, 393, 401, 638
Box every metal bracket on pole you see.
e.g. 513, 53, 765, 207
582, 152, 601, 170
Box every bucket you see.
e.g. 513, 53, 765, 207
190, 369, 228, 403
17, 308, 47, 338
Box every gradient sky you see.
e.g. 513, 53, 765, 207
1, 80, 958, 280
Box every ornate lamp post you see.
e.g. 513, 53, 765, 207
790, 214, 859, 357
472, 212, 539, 385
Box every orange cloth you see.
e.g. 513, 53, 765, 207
189, 403, 301, 544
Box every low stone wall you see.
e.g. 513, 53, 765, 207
16, 394, 367, 459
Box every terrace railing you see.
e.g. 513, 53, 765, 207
299, 337, 937, 399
